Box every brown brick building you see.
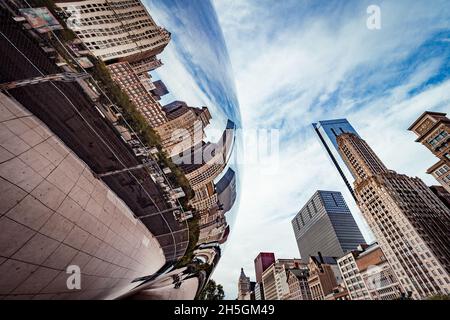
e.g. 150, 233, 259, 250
409, 111, 450, 192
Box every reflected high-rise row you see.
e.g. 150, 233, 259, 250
0, 0, 242, 300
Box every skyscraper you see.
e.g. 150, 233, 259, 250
408, 111, 450, 193
337, 131, 450, 299
291, 191, 366, 260
254, 252, 276, 284
253, 252, 275, 300
56, 0, 171, 73
312, 119, 360, 200
216, 168, 237, 214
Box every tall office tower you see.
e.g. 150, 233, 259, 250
312, 119, 360, 200
216, 168, 237, 214
254, 253, 276, 283
291, 191, 366, 260
107, 61, 167, 127
408, 111, 450, 193
55, 0, 171, 74
155, 101, 211, 157
254, 252, 275, 300
337, 132, 450, 299
237, 268, 252, 300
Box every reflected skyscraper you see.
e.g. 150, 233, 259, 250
216, 168, 237, 214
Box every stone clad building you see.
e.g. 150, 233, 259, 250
338, 243, 402, 300
261, 259, 302, 300
337, 131, 450, 299
409, 111, 450, 193
307, 255, 341, 300
286, 269, 311, 300
154, 101, 211, 157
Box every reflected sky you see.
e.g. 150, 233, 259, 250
144, 0, 241, 130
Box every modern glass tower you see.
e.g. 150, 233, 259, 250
312, 119, 360, 200
291, 191, 366, 260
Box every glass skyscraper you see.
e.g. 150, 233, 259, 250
312, 119, 359, 200
291, 191, 366, 260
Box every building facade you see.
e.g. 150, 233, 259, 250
107, 61, 167, 127
254, 253, 276, 284
180, 121, 235, 212
254, 252, 275, 300
155, 101, 211, 157
198, 212, 228, 244
261, 259, 302, 300
274, 264, 291, 300
409, 111, 450, 193
356, 244, 403, 300
337, 247, 372, 300
261, 263, 279, 300
286, 269, 312, 300
338, 243, 402, 300
337, 131, 450, 299
292, 190, 366, 261
430, 185, 450, 209
56, 0, 170, 72
254, 282, 263, 300
307, 255, 341, 300
216, 168, 237, 214
324, 283, 350, 300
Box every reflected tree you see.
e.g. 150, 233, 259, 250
198, 279, 225, 300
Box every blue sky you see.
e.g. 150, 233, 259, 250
145, 0, 450, 298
